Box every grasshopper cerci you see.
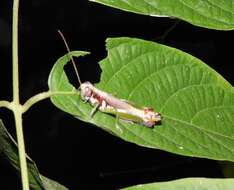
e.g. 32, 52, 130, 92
58, 31, 161, 128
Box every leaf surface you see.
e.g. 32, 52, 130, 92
89, 0, 234, 30
122, 178, 234, 190
48, 38, 234, 161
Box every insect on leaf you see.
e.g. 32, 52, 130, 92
48, 37, 234, 161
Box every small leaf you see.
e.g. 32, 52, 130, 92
121, 178, 234, 190
0, 119, 69, 190
41, 176, 69, 190
89, 0, 234, 30
48, 37, 234, 161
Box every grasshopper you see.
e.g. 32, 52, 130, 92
58, 31, 161, 128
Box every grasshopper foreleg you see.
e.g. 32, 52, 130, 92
90, 103, 100, 118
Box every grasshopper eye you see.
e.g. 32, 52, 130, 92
84, 87, 92, 97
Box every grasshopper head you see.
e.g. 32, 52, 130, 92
80, 81, 93, 101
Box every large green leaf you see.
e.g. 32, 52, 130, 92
0, 119, 69, 190
48, 37, 234, 161
122, 178, 234, 190
89, 0, 234, 30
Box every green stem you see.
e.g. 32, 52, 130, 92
12, 0, 30, 190
0, 101, 12, 109
13, 106, 29, 190
11, 0, 79, 189
13, 0, 19, 104
22, 91, 77, 113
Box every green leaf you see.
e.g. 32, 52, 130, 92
121, 178, 234, 190
89, 0, 234, 30
41, 176, 69, 190
48, 37, 234, 161
0, 119, 69, 190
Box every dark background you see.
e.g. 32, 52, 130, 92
0, 0, 233, 190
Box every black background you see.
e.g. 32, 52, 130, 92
0, 1, 233, 190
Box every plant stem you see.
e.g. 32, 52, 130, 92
13, 106, 29, 190
22, 90, 77, 113
12, 0, 30, 190
13, 0, 19, 104
0, 101, 12, 109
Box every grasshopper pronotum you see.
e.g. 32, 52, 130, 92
58, 31, 161, 128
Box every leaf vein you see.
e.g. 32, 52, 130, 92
178, 0, 233, 26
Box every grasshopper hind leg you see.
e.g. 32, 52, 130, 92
115, 114, 124, 134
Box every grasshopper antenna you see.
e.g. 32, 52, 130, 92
57, 30, 82, 86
